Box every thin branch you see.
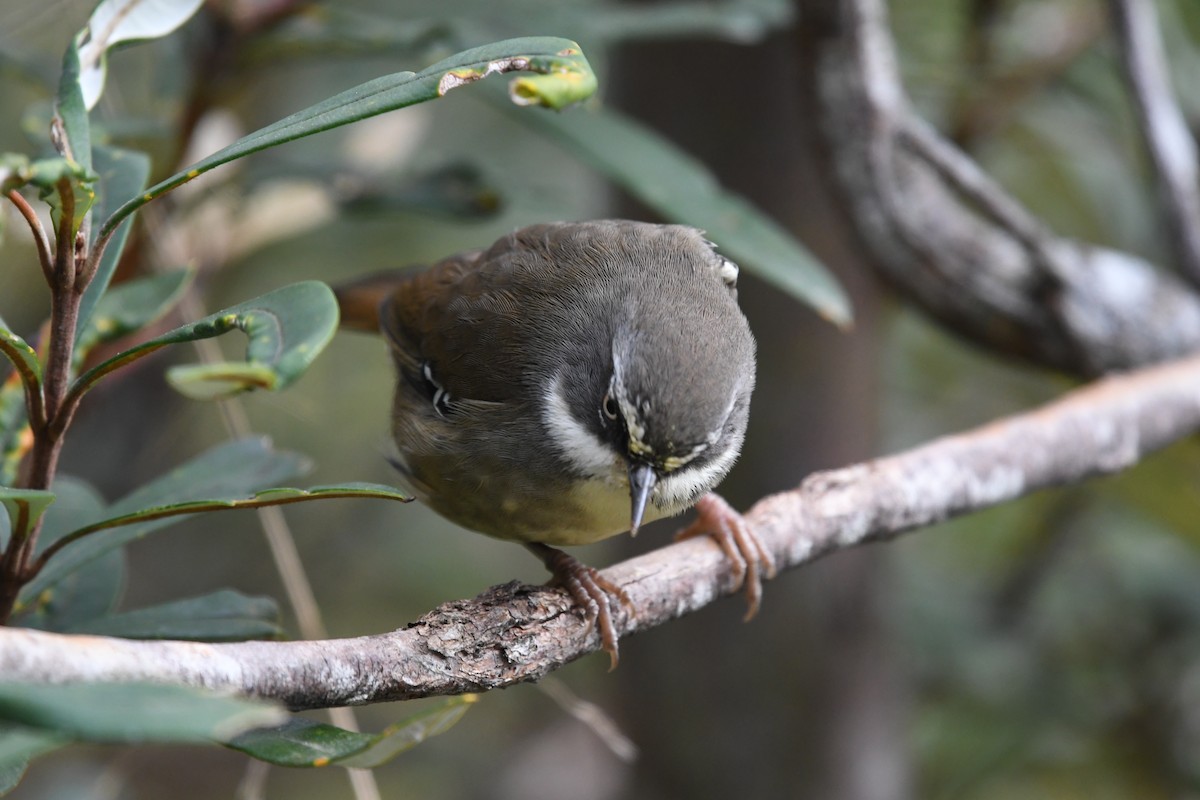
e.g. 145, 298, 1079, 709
4, 190, 54, 284
41, 178, 80, 428
3, 351, 1199, 706
1109, 0, 1200, 286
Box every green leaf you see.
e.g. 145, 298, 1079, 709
0, 316, 42, 408
76, 267, 194, 360
54, 39, 91, 173
228, 717, 371, 767
77, 0, 207, 110
15, 548, 123, 633
0, 157, 97, 217
4, 157, 99, 239
0, 319, 39, 384
64, 482, 412, 541
11, 478, 122, 632
227, 695, 476, 768
0, 725, 65, 795
0, 385, 27, 487
165, 363, 280, 399
0, 488, 55, 547
67, 589, 281, 641
0, 683, 286, 743
338, 696, 476, 769
0, 316, 38, 486
76, 145, 153, 337
496, 99, 853, 326
20, 439, 310, 603
71, 281, 338, 402
0, 154, 30, 192
110, 438, 312, 516
96, 37, 596, 241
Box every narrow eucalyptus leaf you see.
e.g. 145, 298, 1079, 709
21, 439, 310, 601
13, 478, 119, 631
0, 683, 285, 743
68, 589, 281, 642
0, 318, 42, 389
228, 696, 476, 768
338, 696, 476, 768
495, 99, 852, 326
77, 145, 153, 336
54, 39, 91, 173
97, 37, 595, 240
61, 482, 410, 547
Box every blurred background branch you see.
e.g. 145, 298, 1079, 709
801, 0, 1200, 376
1109, 0, 1200, 285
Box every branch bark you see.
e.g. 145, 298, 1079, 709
797, 0, 1200, 375
4, 352, 1199, 708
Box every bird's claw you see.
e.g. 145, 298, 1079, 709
675, 493, 776, 620
526, 543, 631, 670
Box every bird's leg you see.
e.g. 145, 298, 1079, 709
524, 543, 632, 670
674, 493, 777, 620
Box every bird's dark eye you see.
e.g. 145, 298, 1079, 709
602, 392, 620, 421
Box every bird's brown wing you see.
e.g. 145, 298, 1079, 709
377, 243, 534, 404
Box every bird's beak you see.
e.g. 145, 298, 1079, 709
628, 463, 657, 536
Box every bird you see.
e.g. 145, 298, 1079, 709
336, 219, 776, 667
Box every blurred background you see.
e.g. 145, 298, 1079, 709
4, 0, 1200, 798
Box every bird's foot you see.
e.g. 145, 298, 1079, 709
675, 493, 777, 620
525, 543, 632, 670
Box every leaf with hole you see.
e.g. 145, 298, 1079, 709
227, 695, 476, 768
96, 37, 596, 241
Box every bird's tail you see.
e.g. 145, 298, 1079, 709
332, 269, 416, 333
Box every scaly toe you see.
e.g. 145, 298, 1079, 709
525, 543, 627, 669
676, 493, 774, 620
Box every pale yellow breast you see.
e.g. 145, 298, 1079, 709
528, 476, 674, 546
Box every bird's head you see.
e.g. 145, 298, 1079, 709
539, 227, 755, 534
